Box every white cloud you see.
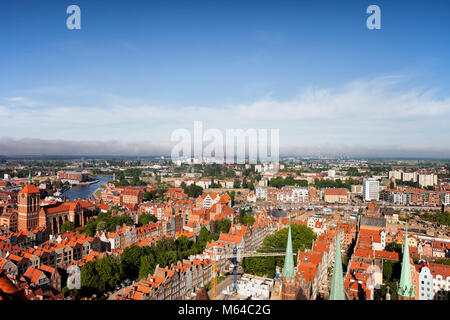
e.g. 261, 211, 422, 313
4, 96, 40, 108
1, 75, 450, 156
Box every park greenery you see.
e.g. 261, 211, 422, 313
242, 224, 316, 278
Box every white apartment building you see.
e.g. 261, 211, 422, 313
388, 170, 403, 180
402, 172, 417, 182
418, 174, 438, 187
363, 178, 379, 201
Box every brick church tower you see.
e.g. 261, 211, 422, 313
17, 172, 41, 231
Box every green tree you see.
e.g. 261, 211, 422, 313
183, 184, 203, 198
96, 220, 108, 233
385, 242, 402, 254
239, 211, 255, 226
121, 245, 145, 280
143, 190, 157, 201
61, 221, 75, 233
138, 254, 156, 280
138, 214, 157, 226
81, 261, 104, 296
97, 256, 124, 289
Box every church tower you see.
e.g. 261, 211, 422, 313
397, 223, 415, 300
280, 222, 298, 300
330, 232, 346, 300
17, 171, 41, 231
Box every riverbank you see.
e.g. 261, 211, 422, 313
92, 188, 103, 200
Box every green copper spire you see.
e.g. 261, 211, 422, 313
330, 232, 346, 300
28, 170, 32, 185
281, 222, 295, 278
398, 223, 415, 298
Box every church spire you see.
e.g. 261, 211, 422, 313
398, 222, 415, 299
330, 232, 346, 300
281, 219, 295, 278
28, 170, 32, 185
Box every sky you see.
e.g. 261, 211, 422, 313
1, 0, 450, 157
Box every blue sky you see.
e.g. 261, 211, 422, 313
1, 0, 450, 157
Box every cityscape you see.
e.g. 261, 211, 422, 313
1, 0, 450, 306
0, 158, 449, 300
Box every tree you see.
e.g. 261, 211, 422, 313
61, 221, 75, 233
183, 184, 203, 198
239, 211, 255, 226
212, 218, 231, 234
385, 242, 402, 254
233, 180, 241, 188
138, 214, 157, 226
96, 256, 124, 290
121, 245, 145, 280
96, 221, 107, 233
81, 261, 104, 296
263, 224, 316, 252
138, 254, 156, 280
143, 190, 157, 201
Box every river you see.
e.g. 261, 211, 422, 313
64, 176, 111, 201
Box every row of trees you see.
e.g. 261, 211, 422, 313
313, 178, 360, 190
76, 225, 222, 298
269, 176, 308, 188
